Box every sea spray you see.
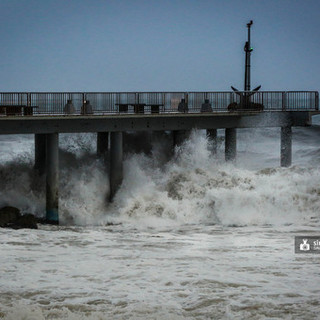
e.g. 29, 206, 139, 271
0, 129, 320, 228
106, 130, 320, 228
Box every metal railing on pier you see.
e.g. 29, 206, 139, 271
0, 91, 318, 116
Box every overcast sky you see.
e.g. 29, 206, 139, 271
0, 0, 319, 92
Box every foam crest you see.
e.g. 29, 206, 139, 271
106, 130, 320, 228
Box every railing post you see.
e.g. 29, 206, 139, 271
27, 93, 31, 107
316, 91, 319, 111
282, 92, 286, 111
117, 93, 120, 114
229, 92, 233, 112
162, 92, 165, 112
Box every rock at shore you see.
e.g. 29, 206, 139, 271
11, 214, 38, 229
0, 206, 38, 229
0, 206, 20, 227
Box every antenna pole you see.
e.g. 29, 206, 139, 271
244, 20, 253, 91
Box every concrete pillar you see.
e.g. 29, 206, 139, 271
109, 132, 123, 201
207, 129, 217, 154
225, 128, 237, 161
34, 134, 46, 175
46, 133, 59, 224
173, 130, 191, 147
97, 132, 109, 158
280, 126, 292, 167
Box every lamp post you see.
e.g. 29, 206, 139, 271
230, 20, 261, 110
244, 20, 253, 91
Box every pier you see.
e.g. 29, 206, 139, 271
0, 90, 318, 223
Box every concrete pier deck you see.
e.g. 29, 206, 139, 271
0, 111, 313, 135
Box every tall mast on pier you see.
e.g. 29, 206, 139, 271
244, 20, 253, 91
230, 20, 260, 109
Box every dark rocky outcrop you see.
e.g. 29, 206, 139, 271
0, 206, 20, 227
11, 214, 38, 229
0, 206, 38, 229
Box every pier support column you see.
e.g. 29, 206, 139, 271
34, 134, 46, 175
207, 129, 217, 154
173, 130, 191, 147
97, 132, 109, 159
280, 126, 292, 167
46, 133, 59, 224
109, 132, 123, 201
225, 128, 237, 162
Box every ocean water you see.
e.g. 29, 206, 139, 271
0, 119, 320, 319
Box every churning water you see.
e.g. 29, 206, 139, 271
0, 121, 320, 319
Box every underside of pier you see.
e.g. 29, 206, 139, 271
0, 111, 312, 135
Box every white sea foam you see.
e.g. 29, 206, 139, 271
1, 225, 319, 319
105, 130, 320, 228
1, 129, 320, 319
0, 129, 320, 228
